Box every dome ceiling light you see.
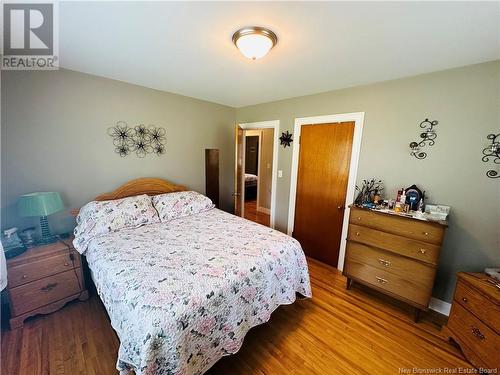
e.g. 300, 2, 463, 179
232, 26, 278, 60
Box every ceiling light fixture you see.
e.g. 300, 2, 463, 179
232, 26, 278, 60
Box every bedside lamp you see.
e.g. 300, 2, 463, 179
18, 192, 64, 244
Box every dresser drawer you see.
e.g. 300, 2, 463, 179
9, 269, 82, 316
348, 224, 440, 265
447, 302, 500, 370
455, 280, 500, 333
344, 242, 435, 306
8, 251, 79, 288
349, 208, 444, 245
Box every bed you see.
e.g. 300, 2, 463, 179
73, 178, 311, 375
244, 173, 258, 200
244, 173, 258, 186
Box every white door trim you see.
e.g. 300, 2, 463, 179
287, 112, 365, 271
239, 120, 280, 229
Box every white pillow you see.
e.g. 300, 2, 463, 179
152, 191, 214, 222
73, 194, 159, 253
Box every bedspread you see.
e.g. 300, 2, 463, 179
84, 208, 311, 375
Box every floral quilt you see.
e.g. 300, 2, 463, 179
83, 208, 312, 375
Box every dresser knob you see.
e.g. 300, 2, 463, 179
377, 258, 391, 267
64, 262, 70, 266
22, 275, 27, 279
423, 232, 429, 236
462, 297, 468, 303
355, 232, 360, 236
376, 276, 388, 284
419, 249, 427, 254
356, 217, 361, 221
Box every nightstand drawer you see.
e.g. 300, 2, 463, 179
349, 207, 444, 244
455, 280, 500, 333
8, 251, 79, 288
447, 302, 500, 370
9, 269, 82, 316
348, 224, 440, 265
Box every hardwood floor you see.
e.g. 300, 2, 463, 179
244, 200, 270, 227
1, 258, 471, 375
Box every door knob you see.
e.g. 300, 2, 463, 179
337, 206, 344, 210
232, 193, 241, 197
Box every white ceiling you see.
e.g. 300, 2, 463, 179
60, 2, 500, 108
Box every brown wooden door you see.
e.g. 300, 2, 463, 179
234, 125, 244, 216
293, 122, 355, 267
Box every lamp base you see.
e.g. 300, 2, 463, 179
39, 216, 57, 245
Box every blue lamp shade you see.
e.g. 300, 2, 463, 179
18, 192, 64, 244
18, 192, 64, 217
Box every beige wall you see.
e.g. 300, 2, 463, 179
1, 69, 236, 234
258, 128, 274, 211
236, 61, 500, 302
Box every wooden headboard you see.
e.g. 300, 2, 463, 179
94, 177, 187, 201
70, 178, 187, 217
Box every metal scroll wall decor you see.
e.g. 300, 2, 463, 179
279, 131, 293, 148
107, 121, 166, 157
482, 133, 499, 179
409, 118, 438, 159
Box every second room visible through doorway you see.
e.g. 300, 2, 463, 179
244, 129, 273, 226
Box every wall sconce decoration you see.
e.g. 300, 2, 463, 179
108, 121, 166, 157
482, 133, 499, 179
409, 118, 438, 159
279, 131, 293, 148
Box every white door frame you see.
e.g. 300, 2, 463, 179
286, 112, 365, 271
239, 120, 280, 229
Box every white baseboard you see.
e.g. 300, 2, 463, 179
257, 206, 270, 215
429, 297, 451, 316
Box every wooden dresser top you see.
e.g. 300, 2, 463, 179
350, 205, 448, 227
458, 272, 500, 304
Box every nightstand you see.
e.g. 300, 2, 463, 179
442, 273, 500, 370
6, 239, 88, 329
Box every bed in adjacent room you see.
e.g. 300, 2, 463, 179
244, 173, 258, 201
73, 178, 311, 375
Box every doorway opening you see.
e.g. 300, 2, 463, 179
234, 121, 279, 228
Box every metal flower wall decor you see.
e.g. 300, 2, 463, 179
409, 118, 438, 159
482, 133, 499, 179
279, 131, 293, 148
107, 121, 166, 157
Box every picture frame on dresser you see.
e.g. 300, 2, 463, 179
5, 238, 88, 329
343, 205, 448, 322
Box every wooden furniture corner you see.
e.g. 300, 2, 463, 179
442, 272, 500, 370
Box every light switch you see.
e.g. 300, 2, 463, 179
278, 170, 283, 178
267, 163, 271, 169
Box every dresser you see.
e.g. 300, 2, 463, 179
343, 206, 447, 321
443, 273, 500, 370
6, 239, 88, 329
